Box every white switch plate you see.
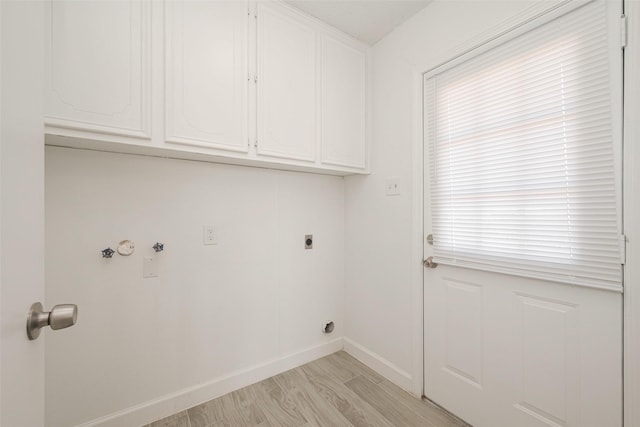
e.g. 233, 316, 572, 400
385, 178, 401, 196
203, 225, 217, 245
143, 257, 158, 278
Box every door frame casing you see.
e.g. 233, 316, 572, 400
623, 1, 640, 425
409, 67, 425, 397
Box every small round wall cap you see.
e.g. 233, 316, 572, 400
117, 240, 135, 256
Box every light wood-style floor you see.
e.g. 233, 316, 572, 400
143, 351, 469, 427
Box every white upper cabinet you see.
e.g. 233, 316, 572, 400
45, 1, 369, 175
257, 3, 317, 162
321, 36, 366, 169
166, 0, 248, 152
45, 0, 150, 138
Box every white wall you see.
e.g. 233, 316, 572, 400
45, 147, 344, 427
344, 0, 542, 391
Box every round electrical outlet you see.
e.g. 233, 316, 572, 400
323, 321, 335, 334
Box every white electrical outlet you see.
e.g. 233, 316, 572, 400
203, 225, 217, 245
385, 178, 401, 196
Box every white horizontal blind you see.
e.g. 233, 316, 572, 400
425, 0, 622, 289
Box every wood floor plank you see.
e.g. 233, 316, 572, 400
187, 400, 220, 427
207, 419, 231, 427
300, 362, 395, 427
307, 353, 358, 384
273, 367, 352, 427
246, 377, 308, 427
151, 351, 472, 427
330, 351, 385, 385
187, 392, 239, 427
377, 380, 470, 426
148, 411, 191, 427
345, 375, 440, 427
230, 385, 268, 426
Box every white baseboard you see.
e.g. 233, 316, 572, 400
76, 338, 344, 427
343, 337, 414, 392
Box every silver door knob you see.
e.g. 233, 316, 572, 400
423, 256, 438, 268
26, 302, 78, 340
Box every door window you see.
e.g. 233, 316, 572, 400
424, 0, 622, 289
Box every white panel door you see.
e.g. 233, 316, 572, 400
423, 267, 621, 427
166, 0, 248, 152
1, 1, 46, 425
321, 35, 366, 169
423, 3, 623, 427
257, 3, 316, 162
45, 0, 150, 138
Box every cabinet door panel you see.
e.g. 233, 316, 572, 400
321, 36, 366, 169
166, 0, 248, 152
257, 4, 316, 162
46, 0, 150, 137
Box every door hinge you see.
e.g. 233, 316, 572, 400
254, 140, 258, 148
620, 234, 627, 265
254, 75, 258, 83
621, 14, 628, 50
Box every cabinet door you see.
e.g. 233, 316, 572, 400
257, 4, 316, 162
166, 0, 248, 152
45, 0, 150, 138
321, 36, 366, 169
